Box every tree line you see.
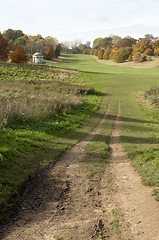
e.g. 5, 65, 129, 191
1, 29, 159, 64
69, 34, 159, 63
0, 28, 62, 63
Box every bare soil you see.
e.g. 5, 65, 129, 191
1, 103, 159, 240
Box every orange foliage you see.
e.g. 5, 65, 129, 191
98, 48, 105, 60
10, 46, 28, 63
44, 46, 55, 60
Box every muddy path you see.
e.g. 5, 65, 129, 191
1, 102, 159, 240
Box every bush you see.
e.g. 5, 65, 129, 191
103, 48, 111, 60
94, 49, 98, 56
128, 55, 133, 61
142, 54, 147, 62
10, 46, 28, 63
90, 49, 94, 55
154, 48, 159, 56
113, 50, 125, 63
113, 47, 133, 63
133, 52, 143, 62
144, 48, 153, 56
83, 49, 87, 54
98, 48, 105, 60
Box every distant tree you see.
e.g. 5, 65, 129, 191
90, 48, 94, 55
10, 46, 28, 63
26, 39, 45, 56
14, 30, 24, 39
103, 48, 111, 60
144, 48, 154, 56
54, 43, 62, 58
114, 37, 135, 48
93, 37, 112, 49
0, 33, 9, 61
94, 49, 98, 56
135, 34, 154, 53
86, 41, 91, 49
14, 37, 26, 46
154, 48, 159, 56
3, 28, 16, 40
83, 49, 87, 54
133, 52, 143, 62
98, 48, 105, 60
44, 46, 55, 60
110, 35, 121, 45
3, 29, 24, 41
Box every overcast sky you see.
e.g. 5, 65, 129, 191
1, 0, 159, 44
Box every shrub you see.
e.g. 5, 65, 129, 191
113, 47, 133, 63
10, 46, 28, 63
44, 46, 55, 60
128, 55, 133, 61
133, 52, 143, 62
83, 49, 87, 54
144, 48, 153, 56
94, 49, 98, 56
109, 48, 118, 60
0, 33, 9, 61
98, 48, 105, 60
103, 48, 111, 60
90, 49, 94, 55
113, 50, 125, 63
154, 48, 159, 56
142, 55, 147, 62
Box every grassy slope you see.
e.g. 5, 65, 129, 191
0, 63, 103, 220
56, 54, 159, 199
0, 54, 159, 220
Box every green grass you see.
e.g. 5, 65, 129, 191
0, 62, 103, 220
56, 54, 159, 198
0, 53, 159, 220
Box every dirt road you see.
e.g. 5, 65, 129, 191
1, 103, 159, 240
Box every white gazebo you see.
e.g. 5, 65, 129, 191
32, 52, 44, 64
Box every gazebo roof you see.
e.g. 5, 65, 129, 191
33, 52, 43, 57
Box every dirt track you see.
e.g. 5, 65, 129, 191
1, 103, 159, 240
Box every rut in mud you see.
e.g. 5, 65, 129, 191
1, 102, 159, 240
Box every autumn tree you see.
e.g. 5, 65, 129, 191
10, 46, 28, 63
114, 37, 135, 49
135, 34, 154, 53
3, 29, 24, 41
44, 46, 55, 60
0, 33, 9, 61
93, 37, 112, 49
110, 35, 121, 45
144, 48, 153, 56
98, 48, 105, 60
103, 48, 111, 60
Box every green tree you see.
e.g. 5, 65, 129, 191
3, 29, 15, 40
55, 43, 62, 58
14, 37, 26, 46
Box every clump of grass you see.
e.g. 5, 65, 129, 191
130, 149, 159, 187
144, 87, 159, 108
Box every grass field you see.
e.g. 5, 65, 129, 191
0, 54, 159, 220
56, 54, 159, 199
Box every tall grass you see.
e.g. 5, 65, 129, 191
0, 63, 95, 127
